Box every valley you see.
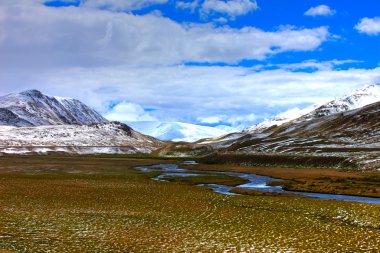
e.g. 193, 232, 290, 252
0, 155, 379, 252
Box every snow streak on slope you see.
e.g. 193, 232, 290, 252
0, 90, 107, 126
127, 121, 231, 142
0, 122, 163, 154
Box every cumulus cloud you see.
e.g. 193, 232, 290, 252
304, 5, 336, 17
0, 1, 375, 128
104, 101, 157, 122
201, 0, 258, 19
197, 115, 227, 124
355, 17, 380, 35
0, 1, 329, 68
176, 0, 199, 12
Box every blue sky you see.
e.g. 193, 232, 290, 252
0, 0, 379, 129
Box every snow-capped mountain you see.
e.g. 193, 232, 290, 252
302, 84, 380, 120
0, 90, 164, 155
0, 89, 108, 126
0, 122, 164, 155
127, 121, 232, 142
244, 84, 380, 134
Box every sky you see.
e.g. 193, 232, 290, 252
0, 0, 379, 129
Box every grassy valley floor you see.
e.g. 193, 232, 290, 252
0, 155, 379, 252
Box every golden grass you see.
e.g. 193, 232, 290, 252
162, 173, 249, 186
0, 156, 379, 252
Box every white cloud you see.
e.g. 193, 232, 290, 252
201, 0, 258, 19
44, 0, 78, 3
0, 1, 329, 68
304, 5, 335, 17
197, 115, 227, 124
104, 101, 157, 122
274, 59, 362, 71
355, 17, 380, 36
176, 0, 199, 12
81, 0, 168, 11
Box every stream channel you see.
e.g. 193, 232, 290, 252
135, 162, 380, 205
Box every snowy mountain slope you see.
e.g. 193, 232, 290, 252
127, 121, 231, 142
244, 84, 380, 134
0, 90, 108, 126
0, 122, 164, 154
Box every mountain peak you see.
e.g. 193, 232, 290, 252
0, 89, 108, 127
308, 83, 380, 118
20, 89, 43, 97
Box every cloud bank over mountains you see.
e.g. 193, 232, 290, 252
0, 0, 379, 129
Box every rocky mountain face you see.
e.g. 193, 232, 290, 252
0, 90, 164, 154
0, 89, 108, 126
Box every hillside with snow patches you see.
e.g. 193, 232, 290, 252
197, 84, 380, 150
221, 100, 380, 169
127, 121, 231, 142
0, 122, 163, 155
0, 90, 163, 155
0, 89, 108, 126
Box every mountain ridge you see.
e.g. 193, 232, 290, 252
0, 90, 164, 154
0, 89, 108, 126
244, 84, 380, 134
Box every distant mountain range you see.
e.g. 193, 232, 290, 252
0, 89, 233, 142
1, 84, 380, 168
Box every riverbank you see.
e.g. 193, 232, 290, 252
182, 163, 380, 198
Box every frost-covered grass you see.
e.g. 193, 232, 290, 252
0, 156, 379, 252
161, 173, 249, 186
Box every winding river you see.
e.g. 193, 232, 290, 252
135, 162, 380, 205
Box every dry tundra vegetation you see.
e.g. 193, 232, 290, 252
0, 155, 379, 252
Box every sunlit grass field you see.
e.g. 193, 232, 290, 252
0, 156, 379, 252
